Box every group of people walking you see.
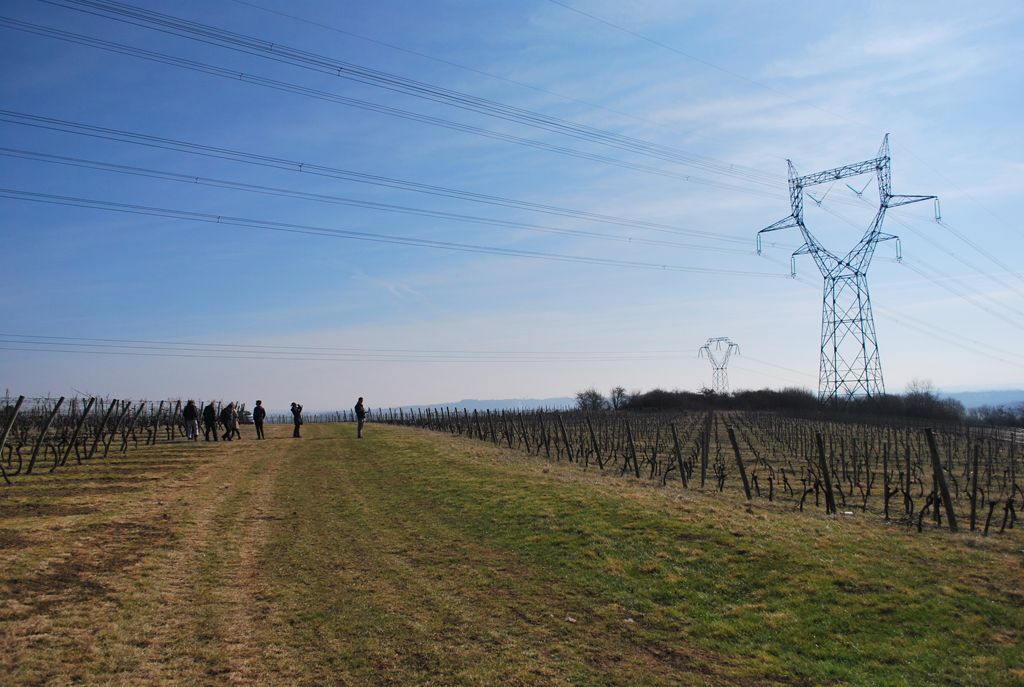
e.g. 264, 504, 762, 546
180, 399, 269, 442
180, 398, 366, 441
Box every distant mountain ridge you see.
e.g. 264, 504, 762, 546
398, 397, 576, 412
943, 390, 1024, 409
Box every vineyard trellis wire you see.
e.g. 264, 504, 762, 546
0, 394, 253, 482
368, 405, 1020, 536
3, 395, 1018, 535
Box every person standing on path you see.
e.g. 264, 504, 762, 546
253, 400, 266, 440
182, 399, 199, 441
354, 397, 366, 439
291, 402, 303, 438
202, 402, 218, 442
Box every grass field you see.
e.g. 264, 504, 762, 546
1, 422, 1022, 686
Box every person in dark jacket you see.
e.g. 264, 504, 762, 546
354, 397, 366, 439
230, 405, 242, 440
291, 402, 303, 438
253, 400, 266, 440
220, 403, 237, 441
182, 399, 199, 441
202, 402, 218, 442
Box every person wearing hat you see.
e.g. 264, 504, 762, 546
290, 402, 303, 438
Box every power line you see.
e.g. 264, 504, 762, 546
740, 356, 817, 380
760, 255, 1024, 372
0, 334, 692, 363
898, 258, 1024, 333
0, 187, 790, 278
545, 0, 874, 133
0, 147, 756, 255
47, 0, 782, 186
729, 363, 813, 386
19, 4, 787, 194
0, 14, 781, 197
0, 333, 688, 357
886, 214, 1024, 300
839, 185, 1024, 296
0, 110, 755, 245
221, 0, 788, 163
936, 218, 1024, 284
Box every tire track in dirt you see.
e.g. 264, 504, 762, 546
1, 439, 245, 684
215, 439, 289, 685
129, 433, 290, 684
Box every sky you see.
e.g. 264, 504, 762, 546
1, 0, 1023, 411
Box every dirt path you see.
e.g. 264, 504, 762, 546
0, 425, 294, 685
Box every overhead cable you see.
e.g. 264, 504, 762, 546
762, 257, 1024, 372
1, 14, 783, 199
0, 188, 790, 278
0, 148, 759, 255
0, 334, 691, 363
0, 110, 753, 245
44, 0, 784, 188
221, 0, 788, 163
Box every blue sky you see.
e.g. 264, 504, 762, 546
1, 0, 1022, 410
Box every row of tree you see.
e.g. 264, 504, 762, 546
575, 381, 988, 424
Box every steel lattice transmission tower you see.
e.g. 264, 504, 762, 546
699, 337, 740, 394
757, 135, 935, 404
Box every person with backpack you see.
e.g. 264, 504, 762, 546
253, 400, 266, 440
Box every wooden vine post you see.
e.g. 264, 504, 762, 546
120, 402, 148, 454
670, 422, 687, 488
58, 397, 95, 469
557, 414, 574, 463
970, 444, 980, 531
103, 402, 133, 459
623, 419, 641, 478
727, 426, 752, 501
701, 411, 712, 488
26, 396, 65, 475
815, 431, 837, 515
89, 399, 118, 459
925, 428, 958, 533
0, 396, 25, 460
0, 396, 25, 485
586, 415, 604, 470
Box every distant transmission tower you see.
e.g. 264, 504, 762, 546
757, 135, 936, 404
698, 337, 740, 394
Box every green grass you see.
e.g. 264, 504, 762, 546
260, 424, 1023, 685
1, 422, 1021, 685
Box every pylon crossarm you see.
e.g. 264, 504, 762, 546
885, 194, 936, 208
869, 233, 901, 262
758, 217, 799, 255
795, 159, 880, 188
760, 217, 798, 233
